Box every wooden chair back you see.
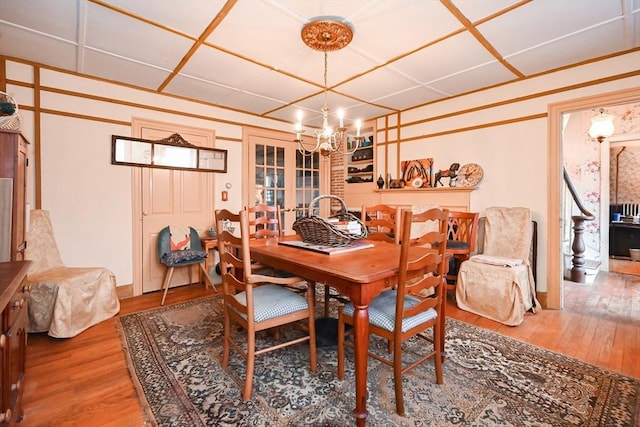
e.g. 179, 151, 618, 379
244, 203, 282, 239
215, 209, 249, 296
446, 211, 479, 254
398, 208, 449, 321
445, 211, 479, 288
361, 204, 402, 243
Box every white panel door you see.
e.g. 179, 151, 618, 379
132, 120, 215, 294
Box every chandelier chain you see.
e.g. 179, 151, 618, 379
323, 50, 328, 110
294, 16, 363, 158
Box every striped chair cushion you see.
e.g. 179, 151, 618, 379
233, 284, 309, 322
343, 290, 437, 333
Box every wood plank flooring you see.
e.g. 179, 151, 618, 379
22, 270, 640, 426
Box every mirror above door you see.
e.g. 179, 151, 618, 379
111, 133, 227, 173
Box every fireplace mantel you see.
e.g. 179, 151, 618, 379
344, 186, 475, 212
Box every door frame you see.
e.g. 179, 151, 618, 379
547, 87, 639, 309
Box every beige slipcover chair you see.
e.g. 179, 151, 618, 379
24, 210, 120, 338
456, 207, 539, 326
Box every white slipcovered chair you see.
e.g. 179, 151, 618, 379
24, 210, 120, 338
456, 207, 540, 326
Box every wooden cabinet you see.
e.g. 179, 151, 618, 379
0, 261, 30, 426
609, 222, 640, 258
0, 131, 28, 262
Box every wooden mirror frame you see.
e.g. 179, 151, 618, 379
111, 133, 227, 173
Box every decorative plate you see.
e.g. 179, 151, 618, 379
457, 163, 484, 187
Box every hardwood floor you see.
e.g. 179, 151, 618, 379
22, 271, 640, 426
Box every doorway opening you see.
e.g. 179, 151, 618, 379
547, 88, 639, 309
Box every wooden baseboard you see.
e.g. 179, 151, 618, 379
116, 284, 134, 299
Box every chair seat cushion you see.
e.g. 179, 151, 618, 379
432, 240, 469, 250
234, 284, 309, 322
161, 250, 207, 266
446, 240, 469, 250
343, 290, 437, 333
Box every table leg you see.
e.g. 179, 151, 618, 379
352, 303, 369, 426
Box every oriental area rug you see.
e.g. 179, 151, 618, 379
116, 295, 639, 427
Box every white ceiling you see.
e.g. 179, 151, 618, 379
1, 0, 638, 128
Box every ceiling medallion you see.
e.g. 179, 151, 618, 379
301, 17, 353, 52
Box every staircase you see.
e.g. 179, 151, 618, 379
563, 168, 597, 283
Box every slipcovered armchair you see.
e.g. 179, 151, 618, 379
24, 210, 120, 338
455, 207, 540, 326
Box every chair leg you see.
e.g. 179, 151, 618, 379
307, 283, 317, 372
160, 267, 175, 306
337, 310, 345, 379
243, 328, 256, 401
222, 308, 231, 368
434, 323, 444, 385
393, 336, 405, 416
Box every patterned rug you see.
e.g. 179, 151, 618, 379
117, 295, 640, 426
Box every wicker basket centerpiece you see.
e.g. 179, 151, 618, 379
292, 195, 368, 247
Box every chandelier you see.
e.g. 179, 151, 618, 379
294, 17, 363, 158
588, 108, 615, 143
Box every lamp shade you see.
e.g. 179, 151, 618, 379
588, 110, 615, 141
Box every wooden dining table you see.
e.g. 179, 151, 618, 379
249, 236, 445, 426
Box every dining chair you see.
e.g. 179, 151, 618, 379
456, 206, 540, 326
321, 203, 402, 318
216, 208, 317, 401
158, 225, 214, 306
337, 207, 449, 416
245, 203, 282, 239
444, 211, 479, 291
244, 204, 308, 291
361, 203, 402, 243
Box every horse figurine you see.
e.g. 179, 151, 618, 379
434, 163, 460, 187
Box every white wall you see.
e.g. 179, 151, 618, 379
376, 51, 640, 293
5, 60, 292, 286
4, 50, 640, 295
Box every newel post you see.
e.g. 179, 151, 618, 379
570, 216, 586, 283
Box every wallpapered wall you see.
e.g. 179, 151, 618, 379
563, 102, 640, 262
605, 103, 640, 207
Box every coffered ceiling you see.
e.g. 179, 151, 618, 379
1, 0, 638, 128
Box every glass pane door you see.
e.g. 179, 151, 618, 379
248, 131, 327, 234
295, 151, 322, 220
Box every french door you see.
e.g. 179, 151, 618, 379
245, 128, 328, 234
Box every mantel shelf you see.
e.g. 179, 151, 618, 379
375, 187, 476, 193
345, 185, 476, 212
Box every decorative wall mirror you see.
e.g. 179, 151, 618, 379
111, 133, 227, 172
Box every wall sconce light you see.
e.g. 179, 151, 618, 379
588, 108, 615, 143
